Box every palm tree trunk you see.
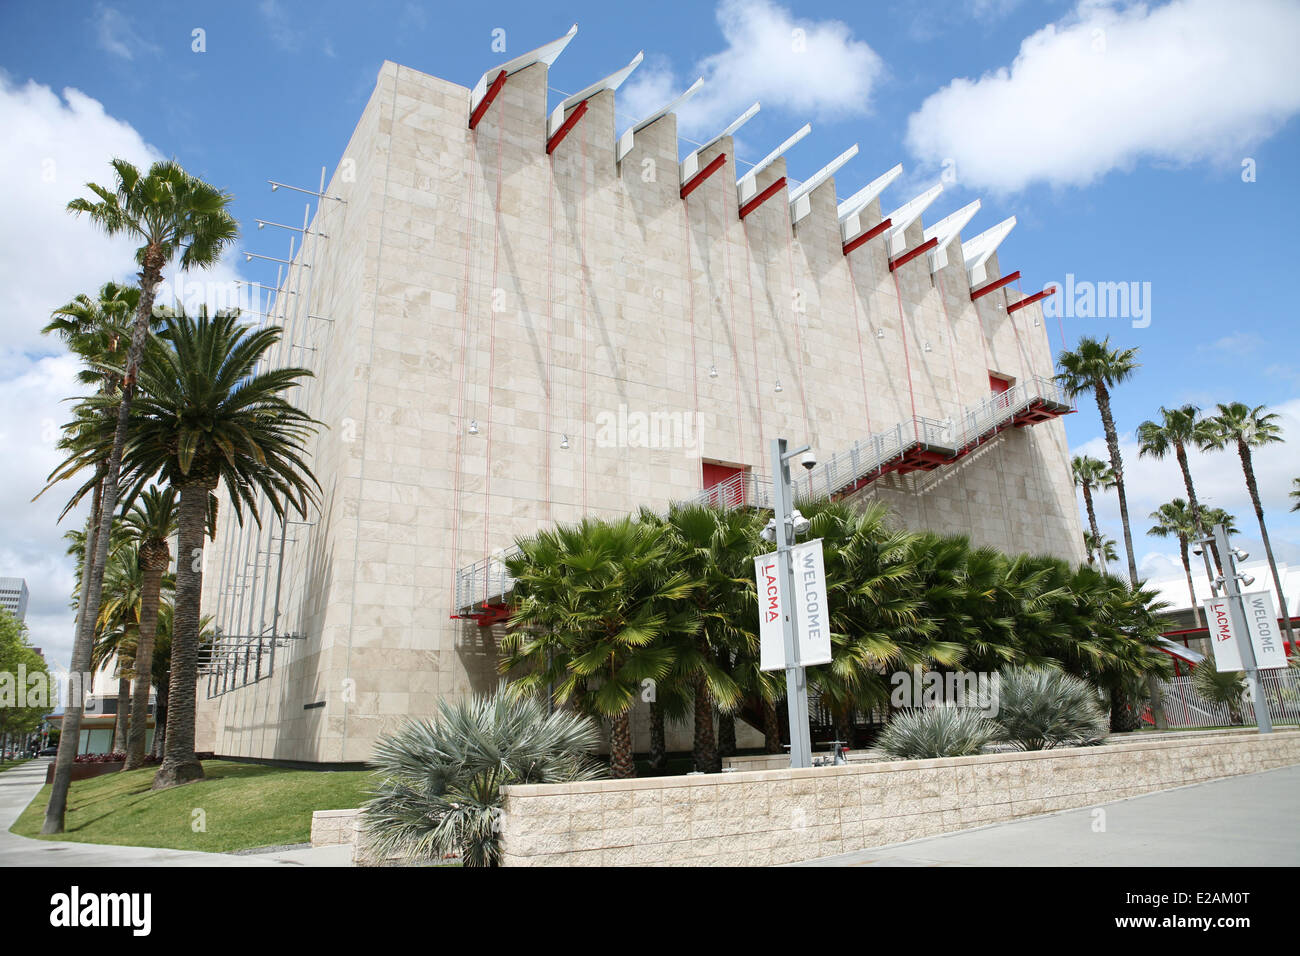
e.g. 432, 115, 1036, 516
125, 561, 165, 770
44, 248, 165, 831
1179, 540, 1202, 628
152, 683, 167, 758
112, 674, 130, 753
647, 700, 666, 771
42, 476, 102, 833
152, 478, 209, 789
1082, 484, 1104, 573
1239, 442, 1297, 648
762, 698, 782, 753
1095, 384, 1139, 585
692, 676, 719, 773
609, 710, 636, 778
717, 711, 736, 758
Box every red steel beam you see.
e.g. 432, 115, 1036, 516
969, 270, 1022, 301
1007, 286, 1057, 313
887, 237, 939, 272
469, 70, 507, 130
545, 99, 589, 155
842, 217, 893, 256
680, 153, 728, 200
739, 176, 787, 220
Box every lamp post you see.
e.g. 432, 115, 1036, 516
767, 438, 815, 769
1201, 522, 1272, 734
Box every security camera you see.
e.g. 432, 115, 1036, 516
800, 451, 817, 471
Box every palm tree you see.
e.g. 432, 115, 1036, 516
118, 487, 178, 770
1290, 477, 1299, 512
1148, 499, 1202, 626
502, 516, 694, 777
95, 542, 144, 752
1072, 455, 1115, 572
1206, 403, 1294, 649
76, 309, 318, 788
1137, 405, 1219, 579
1082, 530, 1118, 568
1056, 337, 1141, 584
44, 160, 236, 831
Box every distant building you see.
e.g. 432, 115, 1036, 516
0, 577, 29, 622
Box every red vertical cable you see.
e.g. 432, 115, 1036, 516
481, 113, 504, 565
890, 269, 920, 439
579, 124, 589, 512
543, 160, 555, 522
783, 208, 812, 439
718, 169, 746, 461
935, 271, 963, 414
847, 260, 873, 434
449, 122, 481, 602
743, 220, 767, 462
682, 200, 700, 434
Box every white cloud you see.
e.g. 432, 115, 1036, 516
0, 76, 252, 670
618, 0, 884, 140
94, 5, 158, 61
905, 0, 1300, 193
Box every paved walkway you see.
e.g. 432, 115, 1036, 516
798, 764, 1300, 866
0, 759, 350, 867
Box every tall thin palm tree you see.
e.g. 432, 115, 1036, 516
1137, 405, 1219, 579
70, 308, 318, 788
1148, 499, 1201, 626
1291, 477, 1300, 512
1072, 455, 1115, 573
1082, 531, 1118, 567
1056, 337, 1141, 584
44, 160, 236, 831
118, 487, 178, 770
95, 542, 145, 752
1206, 402, 1294, 649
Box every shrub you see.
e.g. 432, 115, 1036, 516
874, 706, 998, 759
362, 687, 604, 867
1191, 664, 1247, 724
992, 667, 1108, 750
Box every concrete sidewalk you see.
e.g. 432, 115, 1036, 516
0, 759, 350, 867
797, 764, 1300, 866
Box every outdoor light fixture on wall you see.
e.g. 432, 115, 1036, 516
468, 420, 479, 435
560, 434, 570, 449
709, 365, 718, 378
775, 380, 784, 392
876, 328, 885, 339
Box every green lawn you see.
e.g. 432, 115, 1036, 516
12, 760, 373, 853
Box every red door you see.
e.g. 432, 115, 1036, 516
702, 462, 748, 508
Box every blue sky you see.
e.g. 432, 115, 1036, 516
2, 0, 1299, 664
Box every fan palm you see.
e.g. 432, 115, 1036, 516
64, 308, 319, 788
1072, 455, 1115, 572
1056, 337, 1141, 584
874, 706, 997, 759
1137, 405, 1219, 579
1291, 477, 1299, 512
1149, 499, 1203, 626
501, 516, 695, 777
363, 689, 604, 866
1205, 403, 1293, 648
1082, 530, 1118, 567
119, 487, 178, 769
1192, 665, 1246, 724
44, 160, 236, 831
992, 667, 1109, 750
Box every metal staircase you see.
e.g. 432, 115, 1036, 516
454, 374, 1072, 618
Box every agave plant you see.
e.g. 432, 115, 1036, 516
874, 706, 997, 759
362, 687, 604, 867
992, 667, 1109, 750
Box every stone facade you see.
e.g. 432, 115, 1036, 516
196, 56, 1082, 764
499, 730, 1300, 866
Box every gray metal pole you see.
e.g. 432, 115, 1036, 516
771, 439, 813, 769
1213, 522, 1272, 734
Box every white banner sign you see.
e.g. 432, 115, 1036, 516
1240, 590, 1288, 669
756, 539, 832, 671
1204, 592, 1288, 672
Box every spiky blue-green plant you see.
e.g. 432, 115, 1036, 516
874, 706, 997, 759
992, 667, 1109, 750
362, 686, 604, 866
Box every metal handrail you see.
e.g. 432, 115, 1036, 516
454, 375, 1073, 610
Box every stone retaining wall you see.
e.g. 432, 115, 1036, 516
499, 729, 1300, 866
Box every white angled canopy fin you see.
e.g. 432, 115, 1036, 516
737, 123, 811, 203
923, 200, 981, 272
961, 216, 1017, 285
680, 102, 759, 180
883, 184, 943, 256
838, 163, 903, 242
789, 144, 858, 224
548, 51, 643, 138
616, 78, 704, 164
470, 23, 578, 120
